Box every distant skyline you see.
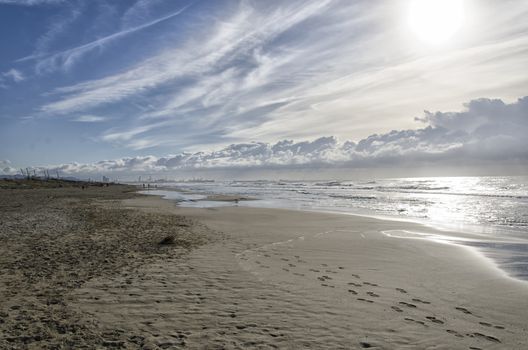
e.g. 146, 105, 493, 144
1, 0, 527, 177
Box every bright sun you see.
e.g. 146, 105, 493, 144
408, 0, 465, 45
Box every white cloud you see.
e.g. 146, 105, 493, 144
72, 115, 107, 122
9, 96, 526, 176
0, 160, 17, 176
0, 0, 63, 5
2, 68, 25, 83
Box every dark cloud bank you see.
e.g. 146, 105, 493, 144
3, 97, 528, 179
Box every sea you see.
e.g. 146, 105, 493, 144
140, 176, 528, 281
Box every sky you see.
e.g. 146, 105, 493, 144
0, 0, 527, 179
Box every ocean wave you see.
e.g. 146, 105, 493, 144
328, 194, 377, 200
375, 185, 451, 191
315, 181, 344, 187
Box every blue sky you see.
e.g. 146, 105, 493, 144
0, 0, 527, 177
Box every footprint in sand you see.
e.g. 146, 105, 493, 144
282, 268, 290, 272
412, 298, 431, 305
357, 298, 374, 303
366, 291, 380, 298
455, 306, 472, 315
399, 302, 417, 308
479, 321, 504, 329
288, 263, 297, 267
395, 288, 407, 294
292, 272, 305, 277
321, 263, 328, 267
309, 269, 320, 273
363, 282, 378, 287
425, 316, 444, 324
281, 258, 289, 262
347, 282, 362, 287
351, 274, 361, 279
446, 329, 464, 338
404, 318, 427, 326
348, 289, 358, 295
468, 332, 501, 343
391, 306, 403, 313
404, 317, 428, 327
338, 266, 345, 270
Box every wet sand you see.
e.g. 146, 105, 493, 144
1, 187, 527, 349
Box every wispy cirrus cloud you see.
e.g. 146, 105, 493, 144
34, 0, 528, 153
72, 115, 107, 123
34, 7, 82, 56
120, 0, 167, 29
0, 0, 63, 5
1, 68, 25, 82
40, 0, 333, 115
21, 2, 192, 74
0, 68, 25, 88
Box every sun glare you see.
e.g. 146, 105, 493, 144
408, 0, 465, 45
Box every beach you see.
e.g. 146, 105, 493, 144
0, 184, 212, 349
1, 185, 527, 349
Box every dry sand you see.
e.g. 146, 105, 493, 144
1, 186, 527, 349
0, 185, 212, 349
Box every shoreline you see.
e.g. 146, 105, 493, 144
142, 188, 528, 283
138, 186, 526, 238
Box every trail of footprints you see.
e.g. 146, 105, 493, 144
238, 246, 507, 347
